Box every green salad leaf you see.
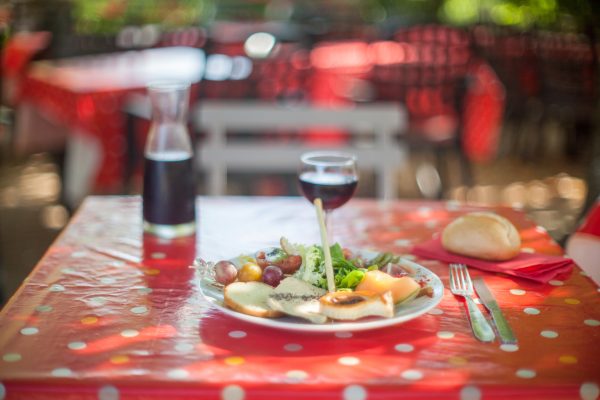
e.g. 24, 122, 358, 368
284, 237, 365, 290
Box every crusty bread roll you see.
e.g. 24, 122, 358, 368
223, 281, 282, 318
320, 291, 394, 320
441, 212, 521, 261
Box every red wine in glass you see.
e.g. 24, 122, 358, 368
298, 171, 358, 211
298, 151, 358, 240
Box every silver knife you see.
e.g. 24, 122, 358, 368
473, 277, 517, 344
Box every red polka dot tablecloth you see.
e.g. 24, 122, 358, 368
0, 196, 598, 400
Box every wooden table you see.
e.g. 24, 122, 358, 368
0, 196, 598, 399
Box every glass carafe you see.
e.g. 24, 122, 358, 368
142, 82, 196, 238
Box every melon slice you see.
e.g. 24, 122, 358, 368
355, 270, 420, 304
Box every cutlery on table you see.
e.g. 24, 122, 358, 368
449, 263, 495, 342
473, 277, 517, 344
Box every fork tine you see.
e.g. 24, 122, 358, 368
457, 264, 468, 291
463, 265, 474, 293
449, 264, 455, 290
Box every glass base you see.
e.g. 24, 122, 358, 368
143, 220, 196, 239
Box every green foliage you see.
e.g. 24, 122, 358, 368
72, 0, 207, 34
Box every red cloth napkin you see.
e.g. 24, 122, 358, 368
412, 238, 574, 283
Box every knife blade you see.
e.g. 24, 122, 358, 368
473, 277, 517, 344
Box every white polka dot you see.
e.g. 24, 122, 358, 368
222, 385, 245, 400
68, 341, 87, 350
61, 268, 77, 274
460, 385, 482, 400
36, 305, 53, 313
98, 384, 119, 400
49, 284, 65, 292
437, 331, 455, 339
338, 356, 360, 366
100, 277, 116, 285
524, 307, 540, 315
516, 369, 536, 379
167, 369, 189, 379
120, 329, 139, 338
584, 319, 600, 327
446, 201, 461, 211
137, 287, 153, 294
109, 261, 126, 267
20, 327, 38, 335
51, 367, 72, 377
0, 383, 5, 400
2, 353, 21, 362
580, 382, 600, 400
425, 220, 438, 229
283, 343, 303, 352
510, 289, 526, 296
130, 369, 148, 376
428, 308, 444, 315
335, 332, 353, 338
90, 297, 107, 306
130, 306, 148, 314
394, 239, 412, 246
71, 251, 88, 258
402, 369, 423, 380
541, 330, 558, 339
521, 248, 535, 253
549, 280, 564, 286
175, 343, 195, 353
500, 344, 519, 352
343, 384, 367, 400
394, 344, 414, 353
418, 206, 432, 215
285, 370, 308, 381
151, 252, 166, 259
228, 330, 247, 339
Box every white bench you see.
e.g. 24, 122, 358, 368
192, 101, 408, 199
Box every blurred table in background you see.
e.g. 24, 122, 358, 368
194, 100, 407, 199
15, 47, 205, 206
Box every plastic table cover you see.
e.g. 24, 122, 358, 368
0, 196, 598, 400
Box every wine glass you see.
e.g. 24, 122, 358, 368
298, 151, 359, 240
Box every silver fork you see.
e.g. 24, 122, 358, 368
449, 263, 495, 342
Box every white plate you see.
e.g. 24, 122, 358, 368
198, 250, 444, 332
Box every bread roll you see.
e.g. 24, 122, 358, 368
441, 212, 521, 261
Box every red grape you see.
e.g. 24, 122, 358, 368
214, 260, 238, 285
262, 265, 283, 287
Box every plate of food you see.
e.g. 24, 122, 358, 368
197, 238, 443, 332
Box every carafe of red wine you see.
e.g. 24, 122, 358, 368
142, 82, 196, 238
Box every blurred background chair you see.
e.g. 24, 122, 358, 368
471, 25, 541, 161
534, 30, 598, 161
366, 25, 504, 198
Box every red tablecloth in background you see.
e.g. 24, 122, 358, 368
0, 196, 598, 399
20, 76, 142, 192
16, 47, 204, 194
